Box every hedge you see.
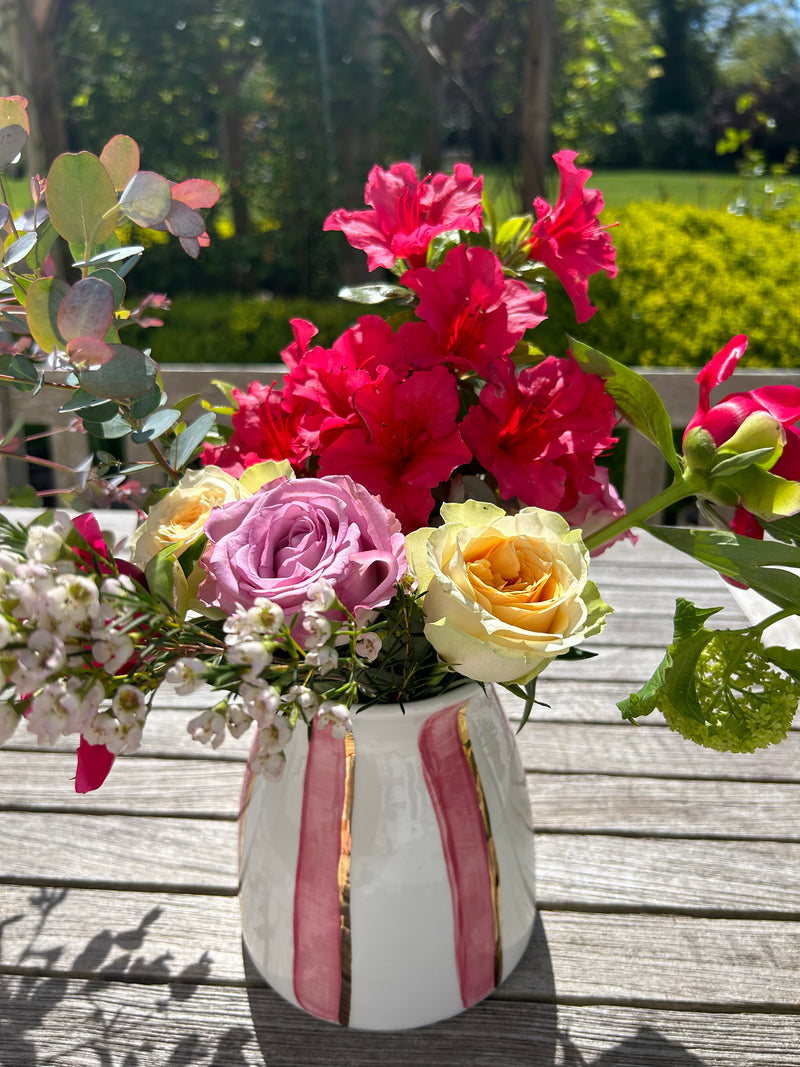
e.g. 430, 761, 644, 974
534, 203, 800, 368
137, 203, 800, 368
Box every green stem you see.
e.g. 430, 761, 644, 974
584, 471, 706, 553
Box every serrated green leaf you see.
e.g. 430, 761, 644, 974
569, 338, 682, 474
173, 411, 215, 469
46, 151, 118, 246
648, 525, 800, 612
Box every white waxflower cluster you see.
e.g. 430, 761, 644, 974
0, 519, 148, 755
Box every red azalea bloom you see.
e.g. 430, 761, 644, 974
525, 150, 617, 324
460, 355, 617, 511
399, 244, 547, 377
280, 317, 320, 371
323, 161, 483, 271
202, 380, 321, 475
317, 365, 471, 531
285, 315, 408, 446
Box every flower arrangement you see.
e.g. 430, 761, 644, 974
2, 95, 800, 795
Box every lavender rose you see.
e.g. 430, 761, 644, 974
198, 475, 407, 623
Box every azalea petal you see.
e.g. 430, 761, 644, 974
75, 737, 116, 793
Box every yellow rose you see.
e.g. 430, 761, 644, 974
129, 466, 251, 568
405, 500, 611, 685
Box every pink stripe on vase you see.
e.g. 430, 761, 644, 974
292, 721, 349, 1024
419, 698, 499, 1009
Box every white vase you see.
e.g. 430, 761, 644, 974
238, 682, 536, 1031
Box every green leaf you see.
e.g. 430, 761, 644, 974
57, 277, 115, 342
60, 388, 115, 413
130, 408, 181, 443
648, 525, 800, 612
172, 412, 215, 469
763, 645, 800, 685
178, 534, 207, 578
569, 338, 682, 474
0, 352, 39, 389
89, 265, 126, 307
0, 124, 28, 171
73, 245, 144, 268
618, 598, 722, 722
763, 513, 800, 547
26, 277, 69, 352
78, 344, 158, 400
710, 446, 778, 477
99, 134, 140, 192
70, 399, 118, 423
4, 232, 37, 267
119, 170, 171, 227
128, 381, 164, 420
46, 151, 118, 246
337, 283, 412, 305
81, 413, 131, 439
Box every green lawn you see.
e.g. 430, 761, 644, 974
483, 165, 800, 217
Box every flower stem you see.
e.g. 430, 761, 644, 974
584, 472, 705, 553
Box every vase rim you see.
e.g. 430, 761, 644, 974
351, 680, 483, 721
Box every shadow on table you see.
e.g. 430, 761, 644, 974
245, 911, 559, 1066
0, 888, 250, 1067
558, 1024, 708, 1066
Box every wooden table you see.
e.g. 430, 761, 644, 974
2, 526, 798, 1065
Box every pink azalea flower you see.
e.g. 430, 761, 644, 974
398, 244, 547, 377
323, 161, 483, 271
317, 365, 471, 531
202, 380, 321, 475
460, 355, 617, 511
285, 315, 408, 446
525, 150, 617, 323
558, 468, 635, 555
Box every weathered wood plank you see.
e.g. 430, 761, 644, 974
530, 774, 800, 838
1, 885, 797, 1007
516, 723, 800, 781
2, 976, 797, 1067
4, 814, 800, 914
3, 754, 798, 836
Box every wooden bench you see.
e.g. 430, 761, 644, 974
2, 365, 800, 509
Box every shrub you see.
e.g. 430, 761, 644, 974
533, 203, 800, 368
127, 295, 365, 365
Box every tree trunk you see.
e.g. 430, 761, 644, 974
520, 0, 554, 208
0, 0, 70, 175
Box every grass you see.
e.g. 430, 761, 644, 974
482, 165, 800, 217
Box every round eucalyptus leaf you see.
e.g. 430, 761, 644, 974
78, 344, 158, 400
99, 134, 140, 192
128, 380, 165, 419
82, 413, 132, 440
26, 276, 69, 353
88, 266, 126, 307
119, 170, 172, 227
4, 231, 37, 267
0, 124, 28, 171
46, 151, 118, 246
131, 408, 181, 443
58, 276, 115, 341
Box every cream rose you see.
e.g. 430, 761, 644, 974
130, 465, 275, 568
405, 500, 611, 685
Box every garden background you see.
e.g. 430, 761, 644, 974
1, 0, 799, 368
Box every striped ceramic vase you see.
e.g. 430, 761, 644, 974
238, 682, 536, 1031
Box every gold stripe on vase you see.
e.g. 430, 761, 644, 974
337, 730, 356, 1026
457, 705, 503, 984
